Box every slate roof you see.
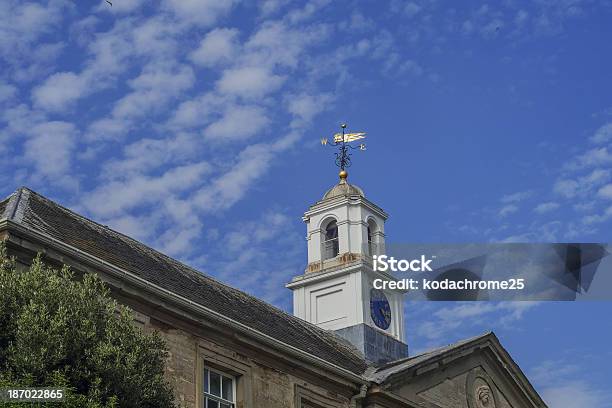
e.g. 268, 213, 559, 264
368, 332, 493, 383
1, 187, 369, 376
0, 197, 7, 220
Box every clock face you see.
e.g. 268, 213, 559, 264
370, 288, 392, 330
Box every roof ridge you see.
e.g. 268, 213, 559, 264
374, 331, 494, 371
0, 194, 14, 220
2, 186, 31, 222
20, 187, 138, 238
21, 188, 276, 299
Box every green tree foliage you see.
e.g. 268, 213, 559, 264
0, 243, 175, 407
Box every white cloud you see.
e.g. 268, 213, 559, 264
101, 133, 201, 178
554, 169, 610, 199
514, 9, 529, 27
23, 121, 76, 180
155, 205, 203, 255
224, 212, 290, 252
285, 0, 331, 24
161, 0, 237, 27
553, 179, 579, 198
0, 0, 68, 68
583, 205, 612, 225
116, 64, 194, 119
34, 15, 187, 115
244, 20, 328, 69
258, 0, 291, 17
481, 18, 504, 38
566, 146, 612, 170
192, 132, 299, 213
189, 28, 240, 67
166, 92, 228, 131
499, 204, 518, 217
0, 81, 16, 103
287, 92, 334, 125
193, 143, 276, 212
130, 16, 182, 58
204, 105, 269, 142
399, 59, 424, 76
32, 72, 89, 112
501, 190, 533, 203
582, 168, 611, 186
0, 104, 45, 142
87, 63, 195, 140
590, 123, 612, 144
82, 162, 211, 217
543, 382, 611, 408
462, 20, 474, 34
86, 118, 130, 142
104, 213, 159, 242
403, 2, 422, 18
598, 184, 612, 199
31, 18, 136, 113
534, 202, 560, 214
216, 66, 285, 98
338, 11, 374, 33
9, 2, 62, 37
573, 202, 595, 212
501, 220, 562, 242
532, 360, 612, 408
415, 302, 538, 343
194, 209, 303, 306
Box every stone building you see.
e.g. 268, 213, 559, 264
0, 177, 547, 408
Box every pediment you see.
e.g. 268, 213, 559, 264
371, 334, 545, 408
413, 366, 513, 408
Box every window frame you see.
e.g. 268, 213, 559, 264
322, 219, 339, 260
366, 218, 379, 256
203, 365, 237, 408
196, 341, 252, 408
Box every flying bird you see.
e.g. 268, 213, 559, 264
106, 0, 112, 6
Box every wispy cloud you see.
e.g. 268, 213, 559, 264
454, 119, 612, 241
412, 302, 539, 350
534, 202, 560, 214
501, 190, 533, 203
499, 204, 519, 217
189, 28, 240, 67
531, 360, 612, 408
590, 123, 612, 144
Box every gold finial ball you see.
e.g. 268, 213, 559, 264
339, 170, 348, 180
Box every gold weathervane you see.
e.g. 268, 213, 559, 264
320, 123, 367, 178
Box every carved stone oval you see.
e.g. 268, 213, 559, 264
467, 368, 498, 408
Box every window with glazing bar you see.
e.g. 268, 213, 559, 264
203, 367, 235, 408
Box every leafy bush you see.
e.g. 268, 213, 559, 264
0, 243, 175, 407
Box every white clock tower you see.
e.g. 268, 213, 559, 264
286, 170, 408, 364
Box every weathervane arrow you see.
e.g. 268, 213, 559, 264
321, 123, 367, 177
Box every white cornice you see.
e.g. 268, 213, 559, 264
304, 195, 388, 221
286, 260, 399, 289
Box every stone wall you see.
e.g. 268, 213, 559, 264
158, 328, 198, 408
144, 315, 352, 408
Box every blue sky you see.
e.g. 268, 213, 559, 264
1, 0, 612, 406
